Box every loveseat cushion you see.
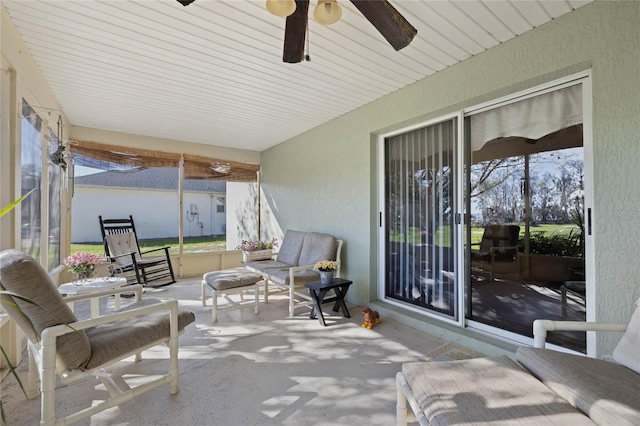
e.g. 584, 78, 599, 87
84, 298, 195, 370
402, 355, 595, 425
298, 232, 338, 266
242, 260, 292, 273
517, 347, 640, 425
0, 249, 92, 372
262, 267, 320, 286
276, 230, 305, 266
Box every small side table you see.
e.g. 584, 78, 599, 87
305, 278, 353, 326
58, 277, 128, 317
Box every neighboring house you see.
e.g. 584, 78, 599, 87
72, 168, 226, 242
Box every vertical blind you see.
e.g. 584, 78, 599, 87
384, 118, 458, 318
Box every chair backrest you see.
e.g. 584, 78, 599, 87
612, 299, 640, 374
99, 215, 142, 261
0, 249, 91, 371
298, 232, 339, 266
276, 230, 305, 265
479, 224, 520, 261
105, 232, 142, 266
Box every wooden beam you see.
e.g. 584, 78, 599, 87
350, 0, 417, 51
283, 0, 310, 63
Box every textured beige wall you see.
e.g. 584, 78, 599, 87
261, 1, 640, 354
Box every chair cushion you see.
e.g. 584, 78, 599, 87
612, 304, 640, 374
276, 230, 305, 266
517, 347, 640, 425
242, 260, 293, 273
106, 233, 141, 266
0, 249, 91, 371
298, 232, 338, 266
85, 298, 195, 370
402, 355, 594, 425
203, 267, 263, 291
263, 267, 320, 286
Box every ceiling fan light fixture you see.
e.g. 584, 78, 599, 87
266, 0, 297, 17
314, 0, 341, 25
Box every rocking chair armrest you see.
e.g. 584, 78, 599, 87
41, 298, 179, 343
139, 246, 171, 256
63, 284, 143, 304
109, 251, 138, 263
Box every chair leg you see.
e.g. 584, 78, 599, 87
201, 279, 208, 307
396, 372, 409, 426
289, 283, 295, 317
40, 343, 57, 425
254, 283, 260, 314
26, 344, 40, 399
212, 289, 219, 323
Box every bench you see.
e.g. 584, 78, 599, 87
243, 230, 343, 317
201, 267, 263, 322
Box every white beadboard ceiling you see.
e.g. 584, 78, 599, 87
3, 0, 592, 152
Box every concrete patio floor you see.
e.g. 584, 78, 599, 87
2, 277, 512, 425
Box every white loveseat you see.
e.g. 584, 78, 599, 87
243, 230, 342, 316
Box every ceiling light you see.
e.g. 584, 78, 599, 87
266, 0, 297, 17
314, 0, 342, 25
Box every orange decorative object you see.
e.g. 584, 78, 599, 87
362, 307, 381, 329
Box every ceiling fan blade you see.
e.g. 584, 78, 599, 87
350, 0, 417, 51
283, 0, 310, 63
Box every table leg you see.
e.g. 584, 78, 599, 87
331, 285, 351, 318
90, 298, 99, 318
309, 289, 328, 326
114, 293, 121, 311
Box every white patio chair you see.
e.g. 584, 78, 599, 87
0, 249, 195, 425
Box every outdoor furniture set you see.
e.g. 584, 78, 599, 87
396, 299, 640, 425
201, 229, 344, 322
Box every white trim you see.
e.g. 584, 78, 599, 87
376, 111, 460, 140
581, 76, 597, 357
464, 70, 591, 116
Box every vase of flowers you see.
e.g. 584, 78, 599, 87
236, 238, 278, 261
63, 252, 103, 285
314, 260, 338, 284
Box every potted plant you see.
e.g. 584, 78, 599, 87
314, 260, 338, 284
63, 252, 104, 285
236, 238, 278, 261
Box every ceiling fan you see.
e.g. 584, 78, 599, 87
176, 0, 417, 63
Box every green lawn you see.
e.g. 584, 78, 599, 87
70, 235, 227, 257
392, 223, 580, 246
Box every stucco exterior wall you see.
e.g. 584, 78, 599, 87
260, 1, 640, 355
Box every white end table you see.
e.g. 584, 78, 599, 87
58, 277, 128, 317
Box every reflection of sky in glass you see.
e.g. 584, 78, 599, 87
471, 147, 584, 218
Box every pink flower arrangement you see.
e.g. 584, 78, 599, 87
63, 252, 103, 277
236, 238, 278, 252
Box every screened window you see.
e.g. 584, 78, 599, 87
20, 100, 43, 261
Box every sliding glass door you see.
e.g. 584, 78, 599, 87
378, 74, 591, 352
381, 117, 460, 321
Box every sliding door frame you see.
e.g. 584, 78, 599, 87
376, 111, 465, 327
376, 70, 594, 353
